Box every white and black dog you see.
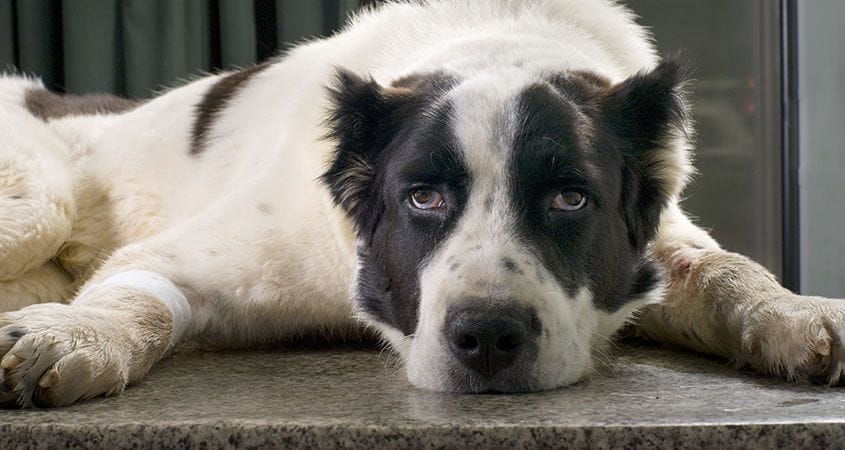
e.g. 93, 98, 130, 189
1, 0, 844, 407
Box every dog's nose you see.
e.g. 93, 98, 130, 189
445, 305, 534, 377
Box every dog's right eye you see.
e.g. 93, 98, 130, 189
410, 189, 445, 210
551, 191, 587, 211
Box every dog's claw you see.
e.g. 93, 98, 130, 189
38, 368, 59, 389
0, 354, 20, 370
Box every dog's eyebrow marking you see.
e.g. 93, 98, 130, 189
191, 63, 267, 156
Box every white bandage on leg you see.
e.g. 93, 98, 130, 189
74, 270, 192, 346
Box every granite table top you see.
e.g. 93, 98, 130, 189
2, 340, 844, 449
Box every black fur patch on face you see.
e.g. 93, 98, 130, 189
190, 63, 267, 156
25, 89, 138, 120
510, 59, 688, 312
323, 70, 464, 335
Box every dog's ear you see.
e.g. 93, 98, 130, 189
597, 58, 693, 250
322, 69, 413, 228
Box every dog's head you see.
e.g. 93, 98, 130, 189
322, 60, 691, 392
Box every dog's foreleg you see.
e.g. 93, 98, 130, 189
0, 231, 204, 407
636, 203, 845, 385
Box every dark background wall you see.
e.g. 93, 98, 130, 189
0, 0, 370, 98
628, 0, 784, 278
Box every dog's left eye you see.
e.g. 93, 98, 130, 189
410, 189, 445, 210
551, 191, 587, 211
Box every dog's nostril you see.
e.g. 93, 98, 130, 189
496, 334, 522, 352
457, 334, 479, 350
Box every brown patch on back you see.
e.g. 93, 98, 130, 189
190, 63, 268, 156
24, 89, 138, 121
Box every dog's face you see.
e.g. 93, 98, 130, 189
322, 61, 690, 392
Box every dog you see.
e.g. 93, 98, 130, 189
1, 0, 844, 407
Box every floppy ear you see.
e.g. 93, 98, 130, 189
598, 58, 693, 250
321, 70, 412, 228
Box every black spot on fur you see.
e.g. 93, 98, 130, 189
501, 258, 519, 272
25, 88, 138, 120
8, 195, 23, 200
191, 63, 268, 156
450, 261, 461, 271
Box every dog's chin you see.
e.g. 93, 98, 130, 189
406, 365, 590, 394
404, 351, 592, 394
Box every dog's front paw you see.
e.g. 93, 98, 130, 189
0, 303, 131, 407
741, 295, 845, 386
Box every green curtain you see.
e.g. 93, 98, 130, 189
0, 0, 368, 98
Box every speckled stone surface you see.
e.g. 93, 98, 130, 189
2, 340, 844, 448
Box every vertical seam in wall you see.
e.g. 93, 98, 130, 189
780, 0, 801, 292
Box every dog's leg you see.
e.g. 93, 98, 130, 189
0, 77, 76, 288
0, 238, 193, 407
0, 178, 354, 406
635, 203, 845, 385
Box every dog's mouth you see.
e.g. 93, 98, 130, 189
443, 364, 540, 393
